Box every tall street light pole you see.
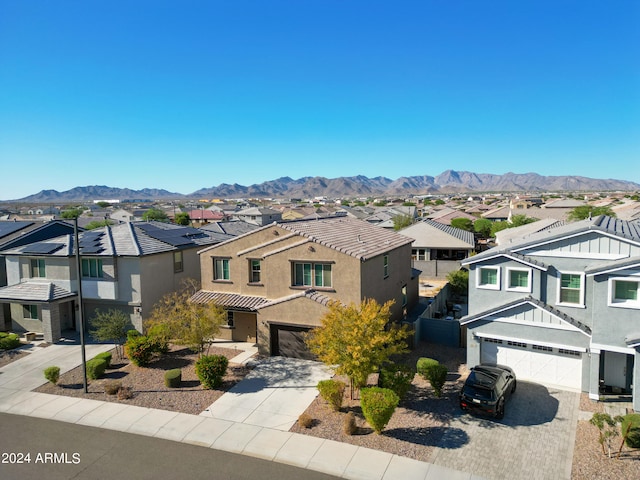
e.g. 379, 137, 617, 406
73, 217, 89, 393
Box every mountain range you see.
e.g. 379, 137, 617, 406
8, 171, 640, 202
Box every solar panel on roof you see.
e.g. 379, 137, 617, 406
22, 243, 65, 254
0, 221, 34, 238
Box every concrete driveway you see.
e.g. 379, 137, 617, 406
201, 357, 333, 431
429, 381, 580, 480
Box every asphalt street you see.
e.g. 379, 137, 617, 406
0, 413, 340, 480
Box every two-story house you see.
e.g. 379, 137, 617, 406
193, 217, 419, 359
0, 222, 231, 342
460, 216, 640, 411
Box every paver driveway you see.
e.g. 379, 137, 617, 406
429, 381, 580, 480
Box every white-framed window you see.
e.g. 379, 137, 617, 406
412, 249, 427, 261
506, 267, 532, 293
213, 258, 230, 281
23, 304, 38, 319
30, 258, 46, 278
383, 255, 389, 278
557, 271, 585, 307
477, 266, 500, 290
293, 262, 332, 288
249, 259, 261, 283
81, 258, 103, 278
173, 251, 183, 273
608, 277, 640, 309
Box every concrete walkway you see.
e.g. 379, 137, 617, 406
201, 357, 333, 431
0, 339, 484, 480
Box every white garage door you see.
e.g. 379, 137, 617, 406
480, 338, 582, 390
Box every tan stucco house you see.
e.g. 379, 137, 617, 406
192, 216, 420, 358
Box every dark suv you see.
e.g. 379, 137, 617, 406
459, 364, 516, 419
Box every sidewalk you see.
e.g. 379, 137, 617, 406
0, 339, 484, 480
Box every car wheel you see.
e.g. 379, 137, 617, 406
511, 380, 517, 393
496, 398, 505, 419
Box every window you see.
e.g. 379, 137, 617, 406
81, 258, 103, 278
23, 304, 38, 319
249, 259, 261, 283
609, 278, 640, 308
383, 255, 389, 278
293, 262, 332, 288
477, 266, 500, 290
227, 311, 234, 327
214, 258, 230, 281
173, 251, 183, 273
506, 268, 531, 293
30, 258, 46, 278
558, 272, 584, 306
412, 249, 427, 261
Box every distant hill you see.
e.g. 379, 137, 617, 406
9, 171, 640, 202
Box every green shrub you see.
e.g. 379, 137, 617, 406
622, 413, 640, 448
44, 366, 60, 385
317, 379, 346, 411
125, 335, 159, 367
379, 363, 415, 400
360, 387, 399, 434
104, 380, 122, 395
195, 354, 229, 389
416, 357, 439, 379
426, 363, 449, 397
164, 369, 182, 388
93, 351, 112, 368
147, 323, 170, 354
127, 329, 141, 340
0, 332, 21, 350
86, 358, 107, 380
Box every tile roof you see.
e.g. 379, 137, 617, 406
276, 216, 414, 260
0, 282, 76, 302
189, 291, 269, 311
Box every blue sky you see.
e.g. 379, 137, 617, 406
1, 1, 638, 200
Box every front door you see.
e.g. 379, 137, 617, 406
603, 351, 629, 390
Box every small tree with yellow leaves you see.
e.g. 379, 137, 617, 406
306, 299, 412, 399
145, 278, 226, 356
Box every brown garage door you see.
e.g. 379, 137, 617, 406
270, 324, 316, 360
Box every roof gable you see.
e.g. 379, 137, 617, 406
461, 296, 591, 335
400, 219, 475, 248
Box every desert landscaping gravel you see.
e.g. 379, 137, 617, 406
34, 345, 252, 416
30, 341, 638, 478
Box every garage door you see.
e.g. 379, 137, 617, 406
480, 338, 582, 390
270, 324, 316, 360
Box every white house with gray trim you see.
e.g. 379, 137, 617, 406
461, 216, 640, 411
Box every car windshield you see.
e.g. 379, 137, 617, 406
463, 385, 495, 401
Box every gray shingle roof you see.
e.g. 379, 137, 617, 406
1, 221, 232, 257
401, 219, 475, 248
465, 216, 640, 264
